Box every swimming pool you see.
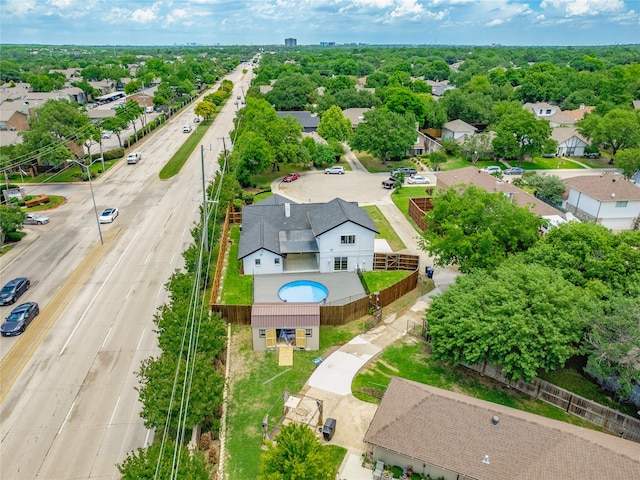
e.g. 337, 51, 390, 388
278, 280, 329, 303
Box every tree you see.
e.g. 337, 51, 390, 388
418, 184, 543, 272
427, 151, 447, 171
19, 99, 93, 166
116, 100, 145, 133
317, 105, 352, 142
613, 148, 640, 179
260, 423, 336, 480
235, 131, 275, 185
460, 132, 493, 164
349, 108, 416, 164
194, 100, 216, 120
118, 441, 210, 480
519, 172, 565, 205
493, 110, 552, 166
265, 72, 317, 110
583, 295, 640, 401
0, 204, 24, 245
101, 115, 129, 148
383, 86, 426, 121
577, 109, 640, 155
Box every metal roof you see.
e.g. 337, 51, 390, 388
251, 303, 320, 328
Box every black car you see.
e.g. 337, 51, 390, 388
1, 302, 39, 336
0, 277, 30, 306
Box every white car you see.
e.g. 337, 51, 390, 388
126, 152, 142, 164
482, 166, 502, 174
407, 175, 430, 185
324, 166, 345, 175
23, 213, 50, 225
99, 207, 119, 224
101, 131, 113, 139
183, 125, 192, 133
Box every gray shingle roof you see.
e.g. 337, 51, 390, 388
277, 111, 320, 129
364, 377, 640, 480
238, 197, 379, 260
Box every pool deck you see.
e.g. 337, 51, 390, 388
253, 271, 367, 306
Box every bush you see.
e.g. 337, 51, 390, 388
5, 231, 22, 242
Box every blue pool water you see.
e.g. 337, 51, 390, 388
278, 280, 329, 303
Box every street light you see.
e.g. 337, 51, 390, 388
67, 158, 103, 245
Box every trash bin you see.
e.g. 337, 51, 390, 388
322, 418, 336, 441
426, 266, 434, 279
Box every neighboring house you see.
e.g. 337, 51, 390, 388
441, 119, 476, 140
364, 377, 640, 480
342, 107, 370, 130
409, 131, 442, 156
632, 100, 640, 110
427, 80, 455, 97
436, 166, 564, 217
551, 126, 589, 157
48, 68, 82, 81
563, 174, 640, 231
523, 101, 558, 118
238, 195, 379, 275
277, 111, 320, 132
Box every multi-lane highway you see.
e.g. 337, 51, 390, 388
0, 66, 251, 479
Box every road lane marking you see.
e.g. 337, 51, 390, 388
100, 327, 112, 351
58, 230, 139, 356
109, 396, 120, 426
58, 401, 76, 435
0, 228, 122, 403
136, 330, 145, 351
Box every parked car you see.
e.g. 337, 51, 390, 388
145, 106, 154, 114
482, 166, 502, 174
503, 167, 525, 175
324, 166, 345, 175
193, 116, 200, 123
407, 175, 430, 184
126, 152, 142, 164
183, 125, 192, 133
101, 131, 113, 139
1, 302, 40, 336
540, 152, 556, 158
0, 277, 30, 306
99, 207, 119, 224
391, 167, 417, 177
23, 213, 50, 225
382, 179, 396, 189
584, 152, 601, 159
283, 172, 300, 182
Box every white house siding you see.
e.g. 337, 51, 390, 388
372, 447, 458, 480
565, 189, 600, 219
242, 249, 284, 275
597, 199, 640, 230
602, 217, 634, 231
316, 222, 375, 274
557, 136, 587, 157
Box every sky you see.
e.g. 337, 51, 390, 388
0, 0, 639, 47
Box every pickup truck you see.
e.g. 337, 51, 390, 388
127, 152, 142, 164
391, 167, 417, 177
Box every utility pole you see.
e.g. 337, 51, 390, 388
201, 145, 209, 252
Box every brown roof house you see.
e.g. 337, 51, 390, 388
551, 126, 589, 157
435, 166, 563, 217
563, 174, 640, 231
251, 303, 319, 351
441, 119, 476, 140
364, 377, 640, 480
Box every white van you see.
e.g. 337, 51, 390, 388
145, 106, 154, 114
183, 125, 192, 133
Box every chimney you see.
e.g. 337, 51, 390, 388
580, 103, 585, 110
284, 203, 290, 218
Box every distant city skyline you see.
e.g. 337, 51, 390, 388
0, 0, 639, 47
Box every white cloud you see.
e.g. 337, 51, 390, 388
353, 0, 395, 7
541, 0, 626, 16
131, 8, 158, 23
4, 0, 37, 16
486, 18, 504, 26
390, 0, 425, 17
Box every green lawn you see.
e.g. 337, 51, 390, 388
514, 156, 586, 170
361, 270, 412, 293
225, 322, 364, 478
220, 226, 253, 304
12, 157, 120, 184
354, 151, 421, 174
389, 186, 433, 233
159, 117, 215, 179
361, 205, 406, 251
352, 340, 604, 430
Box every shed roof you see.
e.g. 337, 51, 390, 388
364, 377, 640, 480
251, 303, 320, 328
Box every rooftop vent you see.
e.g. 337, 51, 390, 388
492, 415, 499, 425
483, 455, 490, 465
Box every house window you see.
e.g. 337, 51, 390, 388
259, 329, 266, 338
305, 329, 312, 337
615, 201, 628, 208
545, 109, 552, 114
274, 258, 280, 265
255, 258, 261, 266
334, 257, 348, 271
341, 234, 356, 245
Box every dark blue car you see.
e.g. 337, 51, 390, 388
0, 277, 30, 306
1, 302, 39, 336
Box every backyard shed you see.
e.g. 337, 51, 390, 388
251, 303, 320, 351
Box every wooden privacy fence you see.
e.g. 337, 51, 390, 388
209, 203, 234, 306
373, 253, 420, 271
464, 362, 640, 443
408, 197, 433, 232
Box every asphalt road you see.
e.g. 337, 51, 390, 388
0, 66, 252, 479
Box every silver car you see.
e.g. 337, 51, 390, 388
23, 213, 50, 225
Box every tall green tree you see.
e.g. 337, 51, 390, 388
426, 260, 589, 381
613, 148, 640, 179
118, 441, 210, 480
349, 108, 416, 164
493, 110, 552, 166
317, 105, 352, 142
260, 423, 337, 480
418, 184, 543, 272
519, 172, 566, 205
265, 72, 317, 110
0, 204, 25, 245
577, 109, 640, 155
194, 100, 216, 120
